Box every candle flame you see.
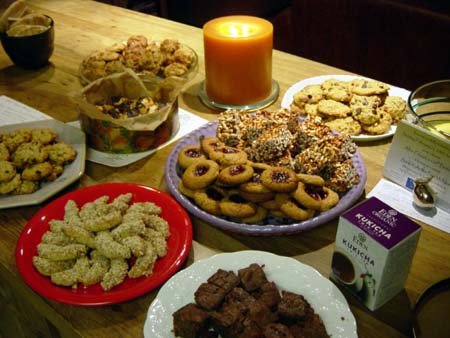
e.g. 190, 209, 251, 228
219, 22, 257, 37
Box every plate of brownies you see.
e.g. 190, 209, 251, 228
144, 250, 357, 338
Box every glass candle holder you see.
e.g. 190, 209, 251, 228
199, 15, 279, 111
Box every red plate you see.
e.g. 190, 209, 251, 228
15, 183, 193, 306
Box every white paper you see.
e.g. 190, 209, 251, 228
368, 178, 450, 234
0, 95, 52, 123
383, 120, 450, 213
0, 95, 208, 167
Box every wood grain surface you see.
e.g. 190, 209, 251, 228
0, 1, 449, 338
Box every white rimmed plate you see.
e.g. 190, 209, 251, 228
144, 250, 357, 338
281, 74, 411, 142
0, 119, 85, 209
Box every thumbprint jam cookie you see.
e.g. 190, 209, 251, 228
292, 182, 339, 212
178, 145, 206, 169
181, 160, 219, 190
260, 167, 298, 193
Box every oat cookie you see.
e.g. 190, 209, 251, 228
324, 116, 362, 136
11, 141, 48, 168
362, 110, 393, 135
0, 173, 21, 195
350, 79, 389, 96
12, 180, 39, 195
321, 78, 352, 102
0, 143, 9, 161
350, 94, 382, 125
293, 84, 324, 107
317, 99, 351, 118
0, 160, 16, 182
2, 128, 32, 152
31, 128, 57, 145
46, 142, 77, 165
22, 162, 53, 181
379, 96, 406, 123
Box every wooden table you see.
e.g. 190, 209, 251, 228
0, 1, 448, 337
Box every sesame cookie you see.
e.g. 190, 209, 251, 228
379, 96, 406, 123
12, 141, 49, 168
350, 95, 382, 125
324, 116, 362, 136
0, 160, 16, 182
317, 99, 351, 118
350, 79, 389, 96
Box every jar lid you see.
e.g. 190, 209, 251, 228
412, 278, 450, 338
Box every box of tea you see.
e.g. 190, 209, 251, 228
331, 196, 421, 310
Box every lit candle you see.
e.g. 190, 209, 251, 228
203, 16, 273, 106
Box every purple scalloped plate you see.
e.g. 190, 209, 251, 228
165, 121, 366, 236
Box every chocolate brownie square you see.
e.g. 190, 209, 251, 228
172, 303, 209, 338
195, 282, 227, 310
238, 263, 268, 292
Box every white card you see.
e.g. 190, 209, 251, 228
383, 120, 450, 213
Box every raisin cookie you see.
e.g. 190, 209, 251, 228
317, 99, 351, 118
324, 116, 362, 136
379, 96, 406, 123
321, 78, 352, 102
350, 79, 389, 96
350, 95, 382, 125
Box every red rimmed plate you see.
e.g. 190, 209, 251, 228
15, 183, 193, 306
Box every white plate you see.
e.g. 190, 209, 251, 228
144, 250, 357, 338
281, 74, 411, 142
0, 119, 86, 209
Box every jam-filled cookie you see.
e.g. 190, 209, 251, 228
181, 159, 219, 190
239, 173, 275, 203
292, 182, 339, 212
295, 173, 325, 186
199, 136, 224, 158
275, 193, 315, 221
177, 145, 206, 169
178, 180, 196, 199
261, 166, 298, 193
193, 186, 227, 216
217, 164, 254, 186
240, 206, 268, 224
219, 190, 257, 218
208, 146, 248, 166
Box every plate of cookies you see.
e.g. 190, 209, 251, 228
281, 75, 411, 142
79, 35, 198, 86
144, 250, 357, 338
16, 183, 193, 305
165, 109, 366, 236
0, 119, 85, 209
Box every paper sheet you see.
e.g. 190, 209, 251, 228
368, 178, 450, 234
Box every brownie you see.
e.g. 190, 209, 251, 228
277, 291, 308, 319
264, 323, 294, 338
225, 287, 255, 310
210, 302, 245, 338
238, 263, 268, 292
288, 312, 330, 338
195, 282, 227, 310
172, 303, 209, 338
253, 281, 281, 309
247, 299, 278, 329
207, 269, 240, 293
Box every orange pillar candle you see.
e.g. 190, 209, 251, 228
203, 16, 273, 106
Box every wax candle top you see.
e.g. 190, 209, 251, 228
203, 16, 272, 40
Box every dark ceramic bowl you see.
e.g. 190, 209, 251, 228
0, 15, 54, 69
